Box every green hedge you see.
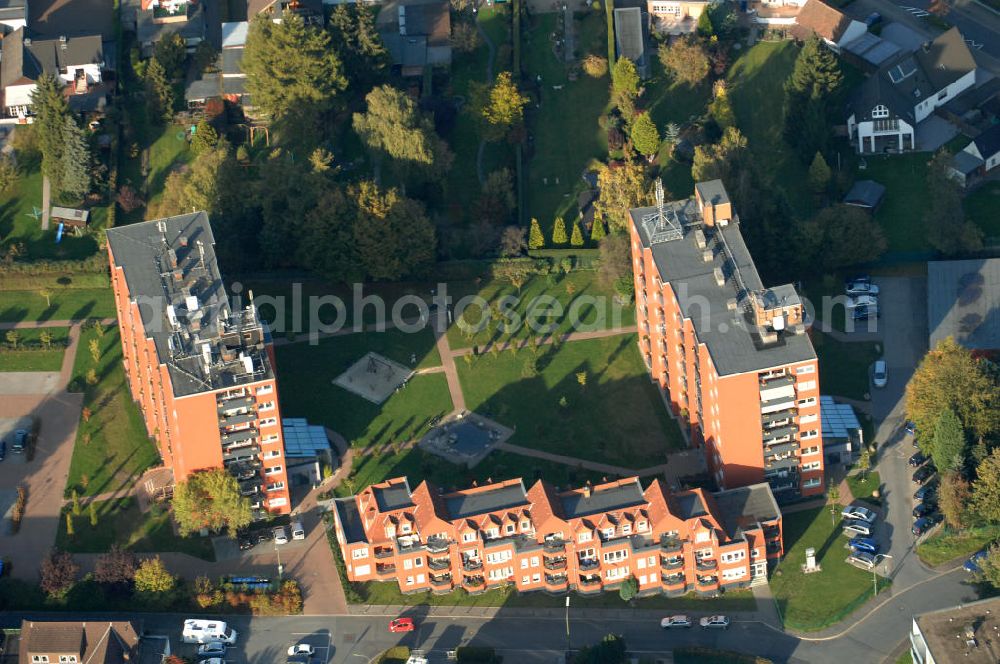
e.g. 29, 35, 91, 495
0, 273, 110, 291
605, 0, 615, 65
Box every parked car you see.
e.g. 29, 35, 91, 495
287, 644, 316, 656
11, 429, 27, 453
197, 642, 227, 657
200, 659, 226, 664
912, 465, 934, 484
848, 295, 879, 310
853, 306, 880, 321
846, 280, 880, 296
845, 275, 871, 288
254, 530, 273, 546
291, 521, 306, 541
389, 617, 415, 633
873, 360, 888, 388
842, 505, 878, 524
700, 615, 730, 629
843, 520, 874, 537
237, 537, 254, 551
849, 551, 879, 570
660, 615, 692, 628
273, 526, 289, 545
914, 482, 938, 501
912, 502, 938, 518
964, 550, 989, 573
905, 421, 917, 436
0, 440, 6, 462
849, 537, 880, 555
912, 514, 942, 536
909, 452, 928, 467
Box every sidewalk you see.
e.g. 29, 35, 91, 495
0, 317, 116, 330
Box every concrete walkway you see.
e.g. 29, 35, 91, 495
449, 325, 638, 357
496, 441, 668, 477
0, 318, 116, 330
434, 322, 466, 414
40, 175, 50, 231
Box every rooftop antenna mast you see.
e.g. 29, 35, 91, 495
641, 179, 682, 244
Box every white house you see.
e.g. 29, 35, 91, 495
647, 0, 710, 35
0, 29, 104, 119
948, 123, 1000, 186
792, 0, 866, 53
750, 0, 807, 27
847, 28, 976, 153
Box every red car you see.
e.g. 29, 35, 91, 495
388, 618, 415, 633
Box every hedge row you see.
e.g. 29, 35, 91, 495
0, 341, 71, 354
0, 272, 110, 291
0, 254, 108, 275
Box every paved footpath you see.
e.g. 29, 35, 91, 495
0, 317, 116, 330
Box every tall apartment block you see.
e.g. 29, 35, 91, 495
629, 180, 824, 499
106, 213, 292, 515
333, 475, 782, 597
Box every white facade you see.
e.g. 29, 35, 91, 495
4, 83, 34, 117
847, 110, 915, 153
913, 69, 975, 123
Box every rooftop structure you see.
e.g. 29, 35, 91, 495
19, 620, 140, 664
928, 258, 1000, 352
911, 597, 1000, 664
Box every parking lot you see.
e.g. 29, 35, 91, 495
152, 619, 334, 664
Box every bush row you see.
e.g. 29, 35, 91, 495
0, 254, 108, 276
0, 341, 71, 354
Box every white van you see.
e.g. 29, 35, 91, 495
181, 619, 238, 645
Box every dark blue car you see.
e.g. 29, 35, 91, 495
849, 537, 880, 555
912, 515, 942, 536
964, 550, 989, 573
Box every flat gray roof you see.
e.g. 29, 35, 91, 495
711, 483, 781, 539
559, 479, 645, 519
914, 596, 1000, 664
445, 482, 528, 519
335, 498, 367, 544
928, 258, 1000, 351
373, 483, 414, 512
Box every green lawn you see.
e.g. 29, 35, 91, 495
144, 124, 192, 211
445, 270, 636, 348
916, 525, 1000, 566
56, 497, 215, 560
846, 471, 881, 504
65, 326, 159, 498
812, 331, 880, 401
457, 335, 684, 468
523, 11, 609, 229
964, 181, 1000, 245
0, 326, 70, 371
894, 651, 913, 664
771, 508, 889, 631
0, 288, 114, 323
275, 327, 450, 452
859, 153, 934, 254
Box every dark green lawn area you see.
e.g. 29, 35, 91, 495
846, 471, 881, 503
523, 11, 609, 230
445, 270, 636, 348
56, 497, 215, 560
457, 335, 684, 468
771, 508, 888, 631
65, 326, 159, 497
964, 181, 1000, 244
0, 326, 70, 371
144, 125, 192, 212
0, 288, 114, 323
812, 330, 880, 401
858, 153, 934, 254
275, 327, 450, 451
728, 41, 812, 217
917, 525, 1000, 566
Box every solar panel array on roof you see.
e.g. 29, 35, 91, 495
282, 417, 332, 458
820, 396, 861, 439
888, 58, 918, 84
844, 32, 902, 67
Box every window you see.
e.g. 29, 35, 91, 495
259, 401, 275, 412
696, 548, 713, 560
801, 429, 819, 440
802, 446, 820, 456
798, 397, 817, 407
721, 550, 745, 563
605, 567, 628, 580
602, 549, 628, 563
354, 564, 371, 576
521, 558, 529, 569
871, 104, 889, 119
938, 89, 948, 100
262, 434, 280, 444
721, 567, 748, 581
505, 524, 515, 534
257, 384, 274, 395
639, 574, 648, 585
32, 658, 50, 664
414, 558, 423, 568
648, 555, 656, 566
259, 417, 278, 428
353, 548, 369, 560
637, 557, 647, 570
695, 530, 710, 543
532, 573, 541, 583
406, 576, 414, 586
800, 413, 818, 424
522, 575, 530, 584
488, 567, 513, 581
416, 574, 424, 583
803, 477, 822, 488
403, 559, 413, 570
601, 527, 615, 540
266, 481, 285, 492
486, 550, 512, 564
400, 523, 411, 534
486, 527, 499, 539
622, 523, 632, 535
637, 520, 648, 532
795, 364, 815, 375
462, 531, 476, 543
578, 531, 592, 543
264, 449, 281, 459
798, 380, 816, 392
385, 526, 396, 538
531, 556, 540, 567
521, 520, 531, 531
265, 465, 282, 475
802, 461, 822, 471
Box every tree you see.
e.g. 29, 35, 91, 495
618, 576, 638, 602
451, 20, 480, 52
598, 233, 633, 295
594, 162, 647, 233
39, 329, 52, 349
144, 57, 175, 123
65, 512, 74, 537
630, 112, 661, 161
973, 449, 1000, 524
154, 32, 187, 79
327, 3, 388, 87
89, 338, 100, 363
39, 549, 78, 598
57, 116, 91, 202
664, 122, 680, 149
30, 74, 70, 191
798, 204, 887, 272
658, 37, 710, 86
932, 407, 967, 472
353, 85, 453, 184
574, 634, 627, 664
939, 471, 972, 529
692, 126, 748, 182
38, 288, 52, 308
528, 218, 545, 249
351, 181, 436, 280
783, 37, 843, 162
612, 57, 640, 100
492, 259, 535, 293
906, 337, 1000, 446
696, 9, 714, 38
857, 447, 871, 481
708, 80, 735, 128
89, 501, 98, 527
475, 168, 516, 226
172, 468, 252, 536
94, 546, 139, 588
576, 371, 587, 387
477, 71, 529, 142
977, 544, 1000, 590
570, 220, 584, 247
925, 149, 983, 255
134, 556, 176, 594
582, 54, 608, 78
71, 489, 81, 516
808, 152, 831, 196
552, 217, 568, 245
590, 219, 606, 242
499, 226, 527, 257
190, 120, 219, 154
242, 14, 347, 119
152, 143, 237, 219
5, 330, 20, 349
0, 154, 18, 192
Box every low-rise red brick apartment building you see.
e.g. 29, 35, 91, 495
333, 475, 782, 597
106, 212, 291, 515
630, 180, 824, 500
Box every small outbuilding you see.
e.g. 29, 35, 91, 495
50, 206, 89, 227
843, 180, 886, 210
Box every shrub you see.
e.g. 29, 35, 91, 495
11, 486, 27, 532
582, 54, 608, 77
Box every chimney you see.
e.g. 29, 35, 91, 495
694, 229, 706, 249
59, 35, 67, 49
702, 248, 713, 263
713, 267, 725, 287
583, 483, 592, 498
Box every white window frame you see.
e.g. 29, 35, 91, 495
803, 477, 822, 488
798, 380, 816, 392
871, 104, 889, 119
795, 364, 815, 375
265, 465, 282, 475
352, 547, 369, 560
462, 531, 476, 543
257, 384, 274, 395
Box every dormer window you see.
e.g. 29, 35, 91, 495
505, 524, 515, 534
520, 520, 531, 531
871, 105, 889, 119
400, 523, 411, 534
385, 526, 396, 538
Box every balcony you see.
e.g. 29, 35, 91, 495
396, 537, 422, 553
376, 563, 396, 576
221, 428, 258, 446
662, 572, 685, 586
662, 556, 684, 570
218, 395, 254, 412
462, 559, 483, 572
429, 557, 451, 571
430, 574, 452, 587
220, 411, 256, 427
761, 395, 797, 415
762, 408, 797, 425
759, 374, 794, 389
374, 547, 394, 559
579, 575, 600, 587
545, 573, 568, 586
696, 559, 717, 571
222, 444, 260, 463
463, 575, 485, 588
543, 557, 567, 571
696, 575, 718, 587
238, 479, 261, 497
763, 424, 798, 444
764, 441, 799, 456
660, 537, 683, 553
765, 457, 800, 472
767, 476, 799, 492
578, 558, 599, 571
543, 538, 566, 553
426, 537, 451, 553
228, 461, 261, 481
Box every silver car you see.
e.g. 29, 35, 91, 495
273, 526, 289, 545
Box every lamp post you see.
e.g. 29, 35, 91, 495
275, 539, 284, 582
874, 554, 892, 597
565, 596, 571, 654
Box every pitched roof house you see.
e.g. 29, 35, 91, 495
185, 20, 250, 108
18, 620, 140, 664
377, 0, 451, 77
135, 0, 205, 54
792, 0, 866, 52
847, 27, 976, 154
948, 123, 1000, 186
647, 0, 710, 35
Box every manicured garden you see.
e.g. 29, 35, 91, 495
0, 287, 114, 323
65, 325, 159, 498
770, 507, 889, 631
846, 471, 881, 504
859, 153, 934, 255
964, 181, 1000, 245
456, 335, 684, 468
0, 326, 70, 371
916, 525, 1000, 567
813, 330, 880, 401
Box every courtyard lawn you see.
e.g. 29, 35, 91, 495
65, 326, 159, 498
812, 330, 880, 401
445, 270, 636, 349
523, 11, 609, 229
964, 181, 1000, 245
143, 124, 192, 212
0, 287, 114, 323
917, 525, 1000, 566
457, 335, 684, 468
56, 497, 215, 560
276, 327, 450, 451
0, 326, 70, 371
846, 471, 881, 504
771, 507, 889, 631
858, 153, 934, 254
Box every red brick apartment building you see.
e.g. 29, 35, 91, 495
333, 475, 782, 597
630, 181, 824, 500
106, 213, 291, 515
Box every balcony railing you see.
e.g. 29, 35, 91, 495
374, 548, 394, 559
662, 556, 684, 570
579, 575, 600, 586
762, 407, 797, 425
765, 457, 801, 471
543, 539, 566, 553
463, 575, 485, 587
430, 574, 452, 586
696, 575, 718, 587
426, 537, 451, 553
429, 558, 451, 571
545, 573, 568, 585
662, 572, 685, 585
660, 538, 683, 553
222, 444, 260, 463
462, 559, 483, 572
218, 395, 254, 412
696, 559, 717, 571
376, 564, 396, 575
238, 479, 261, 497
544, 557, 567, 571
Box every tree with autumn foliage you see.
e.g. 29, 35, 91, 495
593, 162, 648, 233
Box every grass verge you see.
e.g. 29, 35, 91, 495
916, 525, 1000, 567
813, 330, 880, 401
0, 288, 114, 323
0, 326, 69, 371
